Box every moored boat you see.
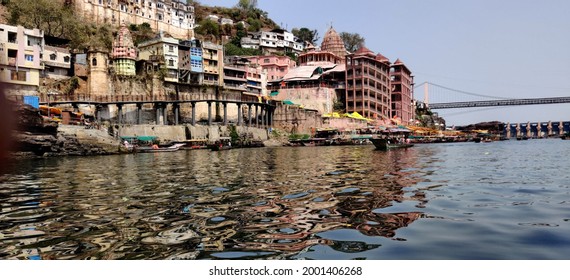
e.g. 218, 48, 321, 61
136, 143, 184, 153
208, 137, 233, 151
371, 138, 414, 150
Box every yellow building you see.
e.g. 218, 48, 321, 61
202, 41, 224, 86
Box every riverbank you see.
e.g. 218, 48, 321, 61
10, 104, 289, 158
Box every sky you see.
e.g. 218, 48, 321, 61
199, 0, 570, 125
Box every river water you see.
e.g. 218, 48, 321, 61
1, 139, 570, 260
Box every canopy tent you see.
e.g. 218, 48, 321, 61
342, 112, 372, 122
121, 136, 158, 142
322, 112, 342, 118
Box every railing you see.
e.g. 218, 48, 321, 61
39, 92, 256, 104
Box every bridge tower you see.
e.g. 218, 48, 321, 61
424, 83, 429, 107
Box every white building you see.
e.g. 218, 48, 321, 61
242, 29, 305, 54
138, 35, 180, 82
43, 46, 72, 80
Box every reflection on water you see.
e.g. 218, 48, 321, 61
3, 140, 570, 259
0, 146, 425, 260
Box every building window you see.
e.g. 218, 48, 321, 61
50, 53, 57, 61
168, 45, 174, 52
25, 54, 34, 62
92, 58, 98, 66
263, 58, 270, 63
10, 70, 26, 81
64, 56, 70, 63
168, 59, 174, 66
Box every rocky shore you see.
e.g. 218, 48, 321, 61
11, 105, 124, 158
10, 104, 289, 158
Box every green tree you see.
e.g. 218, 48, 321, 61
237, 0, 258, 11
224, 42, 261, 56
129, 23, 155, 46
195, 19, 220, 38
231, 22, 247, 46
339, 32, 365, 53
292, 28, 319, 45
7, 0, 75, 38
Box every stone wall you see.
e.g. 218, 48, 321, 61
118, 124, 269, 144
272, 104, 323, 135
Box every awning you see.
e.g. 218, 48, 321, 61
282, 100, 295, 105
121, 136, 158, 142
270, 91, 279, 97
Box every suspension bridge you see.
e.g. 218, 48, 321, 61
415, 82, 570, 109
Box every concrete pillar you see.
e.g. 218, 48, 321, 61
117, 104, 123, 125
191, 102, 196, 126
526, 122, 531, 138
223, 102, 228, 126
155, 103, 161, 125
255, 105, 259, 127
248, 104, 252, 127
96, 105, 102, 123
267, 106, 272, 127
163, 103, 168, 125
207, 101, 212, 126
174, 104, 179, 125
506, 122, 511, 139
136, 104, 143, 124
548, 121, 553, 137
265, 105, 269, 127
237, 103, 243, 126
260, 107, 265, 127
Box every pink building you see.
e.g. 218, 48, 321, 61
246, 55, 296, 82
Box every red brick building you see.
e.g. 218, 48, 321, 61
390, 59, 414, 125
345, 46, 392, 120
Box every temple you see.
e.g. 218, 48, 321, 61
111, 25, 137, 76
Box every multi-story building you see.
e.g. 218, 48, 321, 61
178, 39, 203, 84
111, 25, 137, 76
390, 59, 414, 125
43, 46, 71, 80
241, 29, 304, 55
246, 65, 266, 97
138, 34, 179, 82
0, 24, 44, 96
246, 55, 296, 82
73, 0, 195, 39
345, 46, 392, 120
202, 41, 223, 86
223, 56, 248, 91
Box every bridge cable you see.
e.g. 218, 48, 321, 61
428, 82, 513, 101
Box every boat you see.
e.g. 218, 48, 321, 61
371, 127, 414, 150
208, 137, 233, 151
135, 143, 185, 153
370, 138, 414, 150
562, 132, 570, 140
